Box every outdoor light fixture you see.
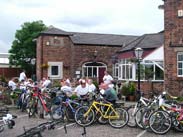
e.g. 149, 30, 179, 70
134, 47, 143, 60
93, 50, 98, 59
31, 58, 36, 65
134, 47, 143, 100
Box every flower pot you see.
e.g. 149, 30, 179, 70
129, 95, 135, 101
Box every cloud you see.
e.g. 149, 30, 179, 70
0, 0, 164, 52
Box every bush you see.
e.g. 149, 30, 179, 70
121, 81, 136, 96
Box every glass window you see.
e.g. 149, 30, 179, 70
51, 66, 58, 76
48, 62, 63, 79
82, 62, 106, 78
177, 52, 183, 77
119, 59, 133, 80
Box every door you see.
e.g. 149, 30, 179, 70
99, 67, 106, 84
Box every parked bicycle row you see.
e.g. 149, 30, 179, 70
1, 77, 183, 136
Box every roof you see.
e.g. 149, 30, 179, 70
119, 32, 164, 52
40, 26, 138, 46
40, 26, 73, 36
70, 32, 138, 46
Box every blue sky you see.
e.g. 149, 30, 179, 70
0, 0, 164, 53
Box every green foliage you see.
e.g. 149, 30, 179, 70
52, 80, 61, 88
121, 81, 136, 96
93, 80, 99, 89
9, 20, 47, 73
0, 75, 7, 83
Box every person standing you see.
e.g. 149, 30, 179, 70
103, 70, 114, 88
19, 70, 27, 82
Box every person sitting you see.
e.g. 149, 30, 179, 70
99, 83, 117, 104
60, 79, 72, 97
74, 79, 89, 98
41, 77, 51, 92
8, 77, 17, 91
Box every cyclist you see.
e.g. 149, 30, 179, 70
99, 83, 117, 104
60, 79, 72, 96
74, 79, 89, 98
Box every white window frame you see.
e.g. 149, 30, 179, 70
48, 62, 63, 79
118, 59, 133, 80
177, 52, 183, 77
82, 62, 106, 78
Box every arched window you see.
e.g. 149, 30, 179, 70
82, 62, 106, 78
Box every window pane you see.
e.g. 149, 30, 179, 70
126, 65, 129, 79
155, 65, 164, 80
178, 62, 182, 69
119, 66, 121, 78
83, 67, 87, 77
88, 67, 92, 77
93, 67, 97, 77
145, 64, 153, 80
129, 65, 132, 79
178, 69, 182, 76
122, 65, 125, 79
51, 66, 58, 75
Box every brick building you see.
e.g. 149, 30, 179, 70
163, 0, 183, 95
36, 27, 137, 83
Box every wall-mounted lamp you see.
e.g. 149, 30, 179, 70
46, 41, 50, 46
93, 50, 98, 59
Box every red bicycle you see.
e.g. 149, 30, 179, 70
27, 86, 51, 118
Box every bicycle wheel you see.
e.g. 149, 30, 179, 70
0, 125, 4, 133
65, 107, 75, 122
135, 107, 146, 129
50, 105, 64, 120
27, 98, 37, 117
109, 108, 129, 128
127, 105, 137, 127
149, 110, 171, 135
141, 108, 154, 130
75, 106, 95, 127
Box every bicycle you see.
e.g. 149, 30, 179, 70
50, 92, 88, 122
74, 98, 129, 128
127, 91, 154, 127
0, 113, 17, 133
27, 86, 52, 118
148, 98, 183, 134
17, 120, 63, 137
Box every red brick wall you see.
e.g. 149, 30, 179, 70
0, 68, 21, 80
164, 0, 183, 95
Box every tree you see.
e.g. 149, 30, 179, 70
9, 20, 47, 76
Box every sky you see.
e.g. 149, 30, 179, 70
0, 0, 164, 53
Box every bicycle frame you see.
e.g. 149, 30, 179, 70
64, 98, 81, 113
32, 91, 51, 113
84, 101, 119, 119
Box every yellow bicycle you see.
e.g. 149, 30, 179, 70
74, 99, 129, 128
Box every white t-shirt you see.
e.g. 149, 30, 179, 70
8, 80, 17, 90
19, 72, 26, 81
42, 79, 51, 88
88, 84, 96, 92
61, 86, 72, 93
103, 74, 113, 84
75, 84, 89, 96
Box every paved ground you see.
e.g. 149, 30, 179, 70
1, 102, 183, 137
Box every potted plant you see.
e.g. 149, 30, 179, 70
128, 82, 136, 101
121, 81, 136, 101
